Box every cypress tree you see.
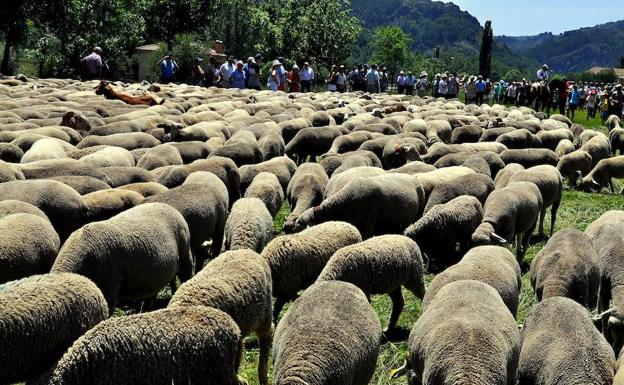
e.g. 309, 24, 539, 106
479, 20, 493, 79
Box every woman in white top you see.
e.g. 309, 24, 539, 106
268, 60, 281, 91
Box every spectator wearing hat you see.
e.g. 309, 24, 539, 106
218, 56, 236, 88
365, 64, 380, 94
447, 72, 459, 99
611, 84, 624, 119
379, 67, 389, 93
475, 75, 487, 105
567, 84, 580, 121
300, 62, 314, 93
336, 65, 346, 93
464, 76, 477, 104
277, 57, 287, 91
432, 74, 441, 97
405, 71, 416, 95
81, 47, 103, 81
268, 60, 281, 91
438, 74, 449, 98
586, 87, 598, 120
396, 71, 407, 94
287, 64, 301, 93
327, 65, 338, 92
191, 58, 205, 86
158, 52, 178, 84
230, 61, 246, 89
245, 55, 263, 90
416, 72, 428, 97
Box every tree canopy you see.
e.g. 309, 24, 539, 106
369, 26, 412, 75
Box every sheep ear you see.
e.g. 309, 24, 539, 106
390, 361, 408, 380
491, 232, 508, 244
592, 179, 600, 186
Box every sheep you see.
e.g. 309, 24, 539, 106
261, 221, 362, 319
494, 162, 525, 188
209, 129, 263, 167
518, 297, 615, 385
405, 196, 484, 272
434, 150, 505, 177
49, 175, 111, 194
279, 117, 312, 144
272, 280, 382, 385
0, 142, 23, 162
359, 133, 427, 160
480, 126, 516, 142
258, 129, 285, 160
607, 114, 622, 130
81, 189, 145, 223
576, 129, 600, 148
425, 119, 452, 143
0, 179, 86, 241
581, 133, 611, 168
327, 131, 383, 154
285, 126, 342, 164
0, 199, 48, 219
496, 128, 542, 149
223, 198, 273, 252
0, 159, 25, 182
244, 172, 284, 217
187, 156, 241, 206
282, 163, 328, 233
413, 165, 476, 198
321, 150, 383, 176
421, 142, 476, 164
500, 148, 559, 168
20, 138, 73, 163
317, 235, 426, 334
352, 122, 398, 135
391, 280, 520, 385
557, 150, 593, 186
79, 146, 135, 168
504, 165, 563, 236
0, 273, 108, 384
76, 132, 160, 150
381, 137, 423, 169
580, 156, 624, 193
151, 164, 192, 188
422, 246, 521, 316
536, 128, 574, 151
136, 144, 183, 170
460, 156, 492, 176
117, 181, 168, 197
164, 121, 230, 142
169, 249, 272, 385
423, 173, 494, 213
294, 173, 426, 238
555, 138, 575, 157
0, 213, 60, 284
389, 160, 437, 174
166, 141, 212, 163
239, 156, 297, 194
144, 177, 229, 268
610, 127, 624, 156
309, 110, 335, 127
51, 203, 194, 309
530, 228, 599, 308
97, 165, 154, 187
34, 306, 246, 385
450, 124, 483, 143
472, 181, 543, 269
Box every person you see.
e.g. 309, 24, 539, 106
287, 64, 301, 93
327, 65, 338, 92
537, 64, 550, 82
267, 60, 281, 91
396, 71, 407, 94
601, 92, 611, 123
300, 62, 314, 92
404, 71, 416, 96
432, 74, 441, 97
495, 80, 505, 104
245, 54, 262, 90
379, 67, 389, 93
230, 61, 246, 89
218, 56, 236, 88
158, 53, 178, 84
81, 47, 103, 80
567, 84, 580, 121
191, 58, 205, 86
611, 84, 624, 119
475, 75, 487, 105
358, 65, 368, 91
447, 72, 459, 98
204, 57, 217, 87
464, 76, 477, 104
336, 65, 346, 93
277, 57, 287, 91
558, 78, 569, 115
416, 72, 428, 97
438, 74, 449, 98
346, 66, 358, 92
586, 87, 597, 120
365, 64, 380, 94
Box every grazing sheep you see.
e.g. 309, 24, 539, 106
169, 249, 273, 385
0, 273, 108, 384
239, 156, 297, 194
0, 213, 60, 283
422, 246, 521, 316
472, 181, 543, 268
530, 229, 599, 308
434, 151, 505, 177
117, 181, 168, 197
137, 144, 183, 170
258, 129, 285, 160
51, 203, 194, 309
285, 126, 342, 164
295, 173, 425, 238
405, 196, 484, 272
580, 156, 624, 193
536, 128, 574, 151
500, 148, 559, 168
244, 172, 284, 217
210, 129, 263, 167
279, 117, 312, 144
555, 138, 575, 157
35, 306, 246, 385
392, 280, 520, 385
273, 280, 382, 385
519, 297, 615, 385
261, 221, 362, 319
317, 235, 426, 334
496, 128, 542, 149
283, 164, 328, 233
494, 163, 525, 188
81, 189, 144, 223
425, 119, 452, 144
423, 173, 494, 213
581, 133, 611, 168
223, 198, 273, 252
413, 165, 476, 198
557, 150, 593, 186
0, 179, 86, 241
187, 156, 241, 206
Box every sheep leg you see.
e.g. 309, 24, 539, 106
387, 288, 405, 334
273, 297, 287, 322
550, 200, 561, 236
610, 179, 615, 193
257, 328, 272, 385
599, 278, 612, 335
169, 278, 177, 295
538, 208, 546, 236
235, 338, 244, 373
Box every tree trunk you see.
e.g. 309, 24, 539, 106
1, 37, 12, 75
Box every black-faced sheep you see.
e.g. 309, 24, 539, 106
0, 273, 108, 384
580, 156, 624, 193
170, 249, 273, 385
223, 198, 273, 253
392, 280, 520, 385
317, 235, 426, 334
283, 163, 329, 233
244, 172, 284, 217
273, 280, 382, 385
51, 203, 194, 310
261, 221, 362, 320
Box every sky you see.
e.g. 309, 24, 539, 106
439, 0, 624, 36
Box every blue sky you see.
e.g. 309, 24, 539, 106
439, 0, 624, 36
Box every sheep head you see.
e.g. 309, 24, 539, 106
471, 222, 506, 246
578, 176, 600, 192
292, 207, 320, 232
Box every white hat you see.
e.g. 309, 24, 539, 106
292, 64, 299, 70
272, 60, 280, 67
248, 57, 255, 63
420, 71, 428, 76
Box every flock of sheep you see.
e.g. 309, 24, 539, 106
2, 75, 624, 385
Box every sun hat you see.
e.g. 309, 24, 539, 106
292, 64, 299, 70
272, 60, 280, 67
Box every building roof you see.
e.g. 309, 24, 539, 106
136, 44, 160, 52
588, 67, 624, 78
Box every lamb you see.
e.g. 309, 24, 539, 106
239, 156, 297, 194
500, 148, 559, 168
258, 129, 285, 160
81, 189, 145, 223
317, 235, 426, 334
557, 150, 593, 186
244, 172, 284, 217
530, 228, 599, 308
209, 129, 263, 167
0, 213, 60, 283
137, 144, 183, 170
391, 280, 520, 385
423, 173, 494, 213
285, 126, 342, 164
422, 246, 521, 316
51, 203, 194, 309
581, 133, 611, 168
518, 297, 615, 385
50, 175, 111, 194
272, 280, 382, 385
0, 273, 108, 384
0, 179, 86, 241
434, 150, 505, 177
223, 198, 273, 252
472, 181, 543, 268
294, 173, 426, 238
34, 306, 246, 385
405, 196, 484, 272
76, 132, 160, 150
580, 156, 624, 193
283, 163, 329, 233
261, 221, 362, 319
169, 249, 273, 385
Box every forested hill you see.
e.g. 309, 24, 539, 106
497, 21, 624, 73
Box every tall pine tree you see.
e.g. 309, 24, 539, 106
479, 20, 493, 79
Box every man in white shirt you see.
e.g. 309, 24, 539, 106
537, 64, 550, 83
219, 56, 236, 88
301, 62, 315, 93
365, 64, 380, 94
438, 75, 449, 98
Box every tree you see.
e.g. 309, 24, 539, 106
479, 20, 493, 79
370, 25, 412, 76
503, 69, 523, 81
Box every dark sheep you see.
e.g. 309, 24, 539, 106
461, 156, 492, 176
423, 173, 495, 213
283, 163, 329, 233
285, 126, 342, 164
480, 126, 516, 142
496, 128, 542, 149
381, 137, 423, 169
166, 141, 212, 163
500, 148, 559, 168
0, 142, 23, 162
279, 117, 312, 144
327, 131, 383, 154
450, 124, 483, 144
536, 128, 574, 151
